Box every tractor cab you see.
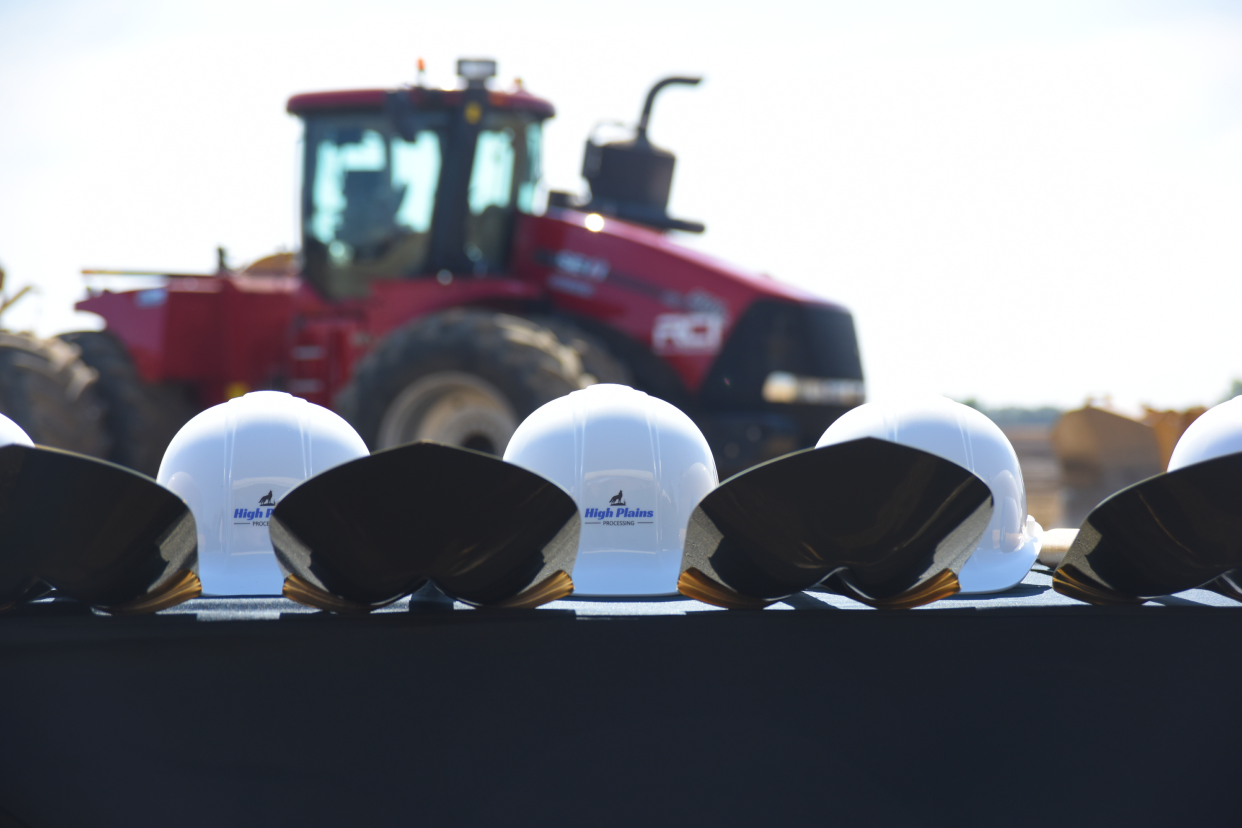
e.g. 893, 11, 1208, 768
289, 59, 553, 299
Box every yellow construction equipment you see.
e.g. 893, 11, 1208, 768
1050, 402, 1204, 528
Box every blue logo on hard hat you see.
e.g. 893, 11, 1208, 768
234, 492, 277, 525
585, 491, 654, 524
584, 507, 654, 519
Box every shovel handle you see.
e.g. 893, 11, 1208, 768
1038, 528, 1079, 567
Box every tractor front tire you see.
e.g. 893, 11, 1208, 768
59, 331, 197, 476
530, 316, 633, 387
0, 331, 109, 456
337, 309, 587, 455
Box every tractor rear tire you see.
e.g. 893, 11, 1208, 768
530, 316, 633, 387
0, 331, 109, 456
337, 309, 587, 455
59, 331, 198, 476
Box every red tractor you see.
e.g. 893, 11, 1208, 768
56, 59, 865, 478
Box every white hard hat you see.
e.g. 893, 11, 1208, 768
0, 413, 33, 448
1168, 396, 1242, 471
503, 384, 718, 596
817, 394, 1041, 593
157, 391, 369, 596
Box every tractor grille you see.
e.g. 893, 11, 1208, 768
699, 300, 863, 409
697, 300, 864, 469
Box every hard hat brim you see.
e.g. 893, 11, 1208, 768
956, 535, 1041, 594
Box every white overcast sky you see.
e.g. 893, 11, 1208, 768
1, 0, 1239, 410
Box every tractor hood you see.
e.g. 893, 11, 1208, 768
511, 209, 861, 398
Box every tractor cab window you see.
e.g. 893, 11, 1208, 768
301, 109, 544, 294
303, 113, 447, 298
462, 117, 541, 275
517, 122, 542, 214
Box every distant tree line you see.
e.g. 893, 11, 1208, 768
957, 401, 1062, 427
955, 376, 1242, 427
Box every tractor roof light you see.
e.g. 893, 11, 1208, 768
457, 58, 497, 88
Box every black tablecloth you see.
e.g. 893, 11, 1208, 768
1, 571, 1238, 827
